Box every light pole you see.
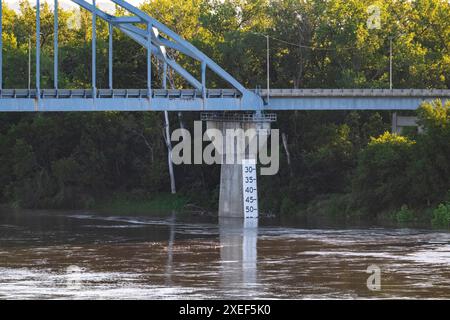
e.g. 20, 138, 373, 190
28, 37, 31, 90
389, 36, 393, 90
295, 13, 305, 89
388, 32, 405, 90
266, 34, 270, 104
36, 0, 40, 97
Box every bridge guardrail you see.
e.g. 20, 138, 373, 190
0, 89, 243, 99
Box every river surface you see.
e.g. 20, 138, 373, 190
0, 208, 449, 299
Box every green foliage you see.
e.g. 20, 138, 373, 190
352, 132, 416, 215
351, 100, 450, 221
95, 193, 188, 215
393, 205, 415, 224
431, 203, 450, 229
279, 197, 297, 216
410, 101, 450, 205
304, 193, 355, 223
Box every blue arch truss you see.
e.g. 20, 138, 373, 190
0, 0, 263, 111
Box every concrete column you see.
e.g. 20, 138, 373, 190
392, 112, 398, 134
206, 120, 271, 218
219, 161, 243, 218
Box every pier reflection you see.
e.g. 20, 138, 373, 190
219, 218, 258, 292
165, 211, 176, 285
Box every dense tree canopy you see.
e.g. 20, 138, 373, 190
0, 0, 449, 224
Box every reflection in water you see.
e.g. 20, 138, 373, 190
165, 211, 176, 285
219, 218, 258, 292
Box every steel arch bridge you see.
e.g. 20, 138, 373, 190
0, 0, 449, 112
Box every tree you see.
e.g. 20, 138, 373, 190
410, 100, 450, 205
352, 132, 416, 216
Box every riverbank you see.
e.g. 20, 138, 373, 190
92, 193, 188, 215
1, 193, 190, 216
2, 199, 448, 232
273, 192, 450, 230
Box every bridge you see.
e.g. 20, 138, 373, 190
0, 0, 449, 218
0, 0, 449, 112
1, 88, 449, 111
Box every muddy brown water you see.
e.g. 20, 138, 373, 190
0, 209, 449, 299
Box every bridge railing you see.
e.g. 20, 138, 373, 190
201, 112, 277, 123
0, 88, 243, 99
257, 88, 450, 98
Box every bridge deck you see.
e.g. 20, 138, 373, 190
259, 88, 450, 97
0, 88, 449, 112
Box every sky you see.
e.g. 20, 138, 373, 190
4, 0, 146, 12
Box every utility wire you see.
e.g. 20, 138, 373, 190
249, 31, 370, 51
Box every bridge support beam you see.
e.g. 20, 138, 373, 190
391, 112, 422, 134
203, 113, 275, 218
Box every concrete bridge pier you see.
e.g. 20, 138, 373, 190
392, 112, 422, 134
202, 113, 276, 218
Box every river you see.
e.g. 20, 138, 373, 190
0, 208, 449, 299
